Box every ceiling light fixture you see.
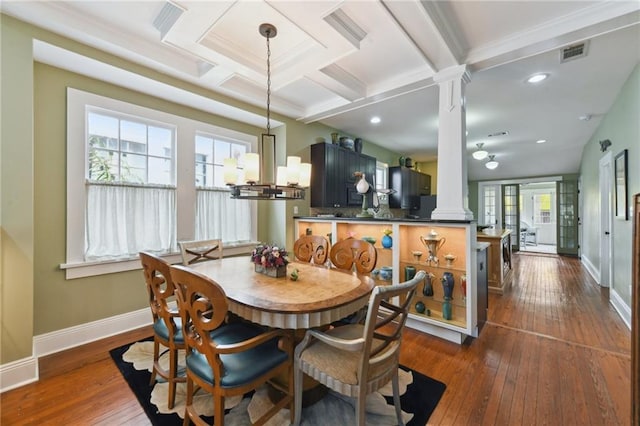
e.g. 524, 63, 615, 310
485, 155, 499, 170
224, 24, 310, 200
536, 139, 547, 144
472, 143, 488, 160
527, 73, 548, 83
370, 116, 381, 124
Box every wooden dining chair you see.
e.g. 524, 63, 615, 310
169, 264, 294, 426
179, 239, 223, 265
139, 251, 186, 410
329, 238, 377, 274
293, 235, 330, 265
293, 270, 425, 426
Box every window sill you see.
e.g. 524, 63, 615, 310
60, 241, 259, 279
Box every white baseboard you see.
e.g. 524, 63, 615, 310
0, 356, 38, 393
33, 307, 151, 357
581, 254, 600, 284
609, 288, 632, 330
1, 307, 151, 392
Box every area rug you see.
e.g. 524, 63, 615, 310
110, 338, 446, 425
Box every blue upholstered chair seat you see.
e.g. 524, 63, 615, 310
186, 322, 287, 388
153, 317, 184, 343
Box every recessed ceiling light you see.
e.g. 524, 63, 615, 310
579, 114, 592, 121
527, 73, 548, 83
370, 116, 381, 124
536, 139, 547, 144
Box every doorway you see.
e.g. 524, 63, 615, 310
519, 182, 557, 254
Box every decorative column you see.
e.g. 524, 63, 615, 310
430, 65, 474, 221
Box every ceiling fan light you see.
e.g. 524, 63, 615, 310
485, 154, 499, 170
472, 143, 488, 160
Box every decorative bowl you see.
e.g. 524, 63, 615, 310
362, 236, 376, 245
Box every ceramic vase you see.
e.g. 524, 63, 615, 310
442, 298, 452, 320
441, 272, 454, 299
415, 301, 426, 314
354, 138, 363, 153
422, 272, 434, 296
404, 265, 416, 281
382, 234, 393, 248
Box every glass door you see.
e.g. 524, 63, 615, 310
502, 184, 520, 250
557, 180, 579, 256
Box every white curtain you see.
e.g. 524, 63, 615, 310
195, 189, 252, 243
86, 184, 176, 260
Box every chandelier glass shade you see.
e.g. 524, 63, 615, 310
472, 143, 488, 160
485, 155, 499, 170
224, 23, 310, 200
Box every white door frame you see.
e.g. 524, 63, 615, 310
599, 152, 613, 288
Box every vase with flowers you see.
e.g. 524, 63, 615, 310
251, 244, 289, 277
381, 228, 393, 249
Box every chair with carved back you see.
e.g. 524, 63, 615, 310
139, 251, 186, 410
293, 270, 425, 426
329, 238, 377, 274
179, 239, 223, 266
169, 264, 294, 426
293, 235, 330, 265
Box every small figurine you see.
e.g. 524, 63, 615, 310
290, 268, 299, 281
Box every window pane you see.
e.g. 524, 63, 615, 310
214, 140, 231, 166
149, 157, 172, 185
195, 135, 213, 163
121, 120, 146, 146
88, 112, 118, 146
121, 153, 146, 183
148, 126, 172, 158
89, 149, 119, 181
213, 164, 225, 188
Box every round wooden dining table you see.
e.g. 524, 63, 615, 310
190, 256, 375, 329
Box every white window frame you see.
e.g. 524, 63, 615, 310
375, 161, 389, 190
62, 88, 258, 278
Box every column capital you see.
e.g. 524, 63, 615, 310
433, 64, 471, 84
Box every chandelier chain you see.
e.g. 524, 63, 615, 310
266, 29, 272, 135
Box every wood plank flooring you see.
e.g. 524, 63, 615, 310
1, 253, 631, 425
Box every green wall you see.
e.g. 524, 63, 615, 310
1, 14, 35, 363
580, 63, 639, 305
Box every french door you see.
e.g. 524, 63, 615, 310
502, 184, 520, 250
556, 180, 579, 256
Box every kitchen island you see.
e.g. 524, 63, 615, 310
476, 228, 513, 294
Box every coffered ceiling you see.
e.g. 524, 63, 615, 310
2, 1, 639, 180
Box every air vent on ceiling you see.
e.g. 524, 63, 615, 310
153, 1, 185, 40
488, 131, 509, 138
560, 41, 589, 63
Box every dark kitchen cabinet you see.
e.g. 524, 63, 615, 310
310, 143, 376, 208
388, 166, 431, 209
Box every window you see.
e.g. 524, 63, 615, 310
534, 193, 555, 224
85, 109, 177, 260
194, 133, 253, 243
375, 161, 389, 190
64, 88, 257, 278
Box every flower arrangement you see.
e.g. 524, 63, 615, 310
251, 244, 289, 268
382, 228, 392, 236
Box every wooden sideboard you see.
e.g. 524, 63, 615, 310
477, 229, 513, 294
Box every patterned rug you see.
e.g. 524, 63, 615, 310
110, 338, 446, 425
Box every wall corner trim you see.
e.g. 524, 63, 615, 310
0, 357, 38, 393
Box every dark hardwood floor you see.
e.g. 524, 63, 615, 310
1, 253, 631, 425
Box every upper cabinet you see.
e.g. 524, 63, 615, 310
388, 166, 431, 209
310, 143, 376, 208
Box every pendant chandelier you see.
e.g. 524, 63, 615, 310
224, 23, 310, 200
